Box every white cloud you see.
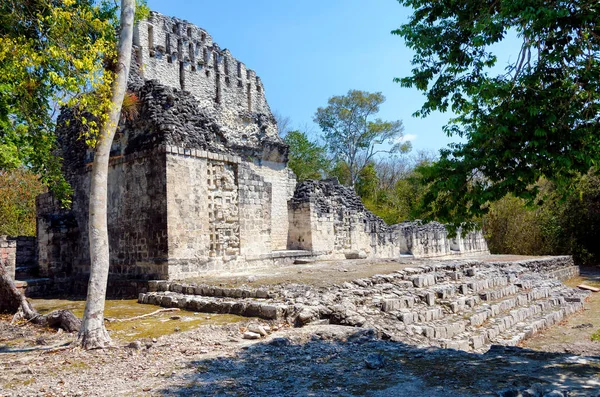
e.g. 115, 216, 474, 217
396, 134, 417, 143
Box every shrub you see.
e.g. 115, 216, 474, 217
0, 168, 46, 236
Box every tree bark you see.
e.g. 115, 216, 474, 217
0, 263, 36, 316
78, 0, 136, 350
1, 263, 81, 332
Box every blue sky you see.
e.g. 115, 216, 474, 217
146, 0, 517, 154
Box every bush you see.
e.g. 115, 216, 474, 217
483, 172, 600, 266
483, 195, 559, 256
0, 168, 46, 236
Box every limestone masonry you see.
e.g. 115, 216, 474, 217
36, 12, 488, 283
139, 256, 589, 352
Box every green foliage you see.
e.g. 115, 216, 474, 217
339, 155, 431, 225
483, 194, 559, 256
355, 163, 379, 199
314, 90, 410, 187
556, 172, 600, 265
0, 0, 121, 204
329, 160, 352, 186
0, 169, 46, 236
284, 130, 330, 181
482, 172, 600, 265
592, 329, 600, 342
394, 0, 600, 226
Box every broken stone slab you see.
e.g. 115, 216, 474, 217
294, 258, 315, 265
344, 250, 367, 260
577, 284, 599, 292
247, 323, 269, 337
412, 274, 436, 288
242, 331, 262, 340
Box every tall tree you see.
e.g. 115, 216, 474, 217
314, 90, 410, 187
78, 0, 136, 350
393, 0, 600, 227
0, 0, 117, 330
284, 130, 330, 181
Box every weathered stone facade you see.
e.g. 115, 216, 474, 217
0, 236, 36, 281
288, 180, 487, 259
36, 11, 488, 283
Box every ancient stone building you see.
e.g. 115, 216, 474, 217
36, 12, 488, 283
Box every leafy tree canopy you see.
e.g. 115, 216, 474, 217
284, 130, 330, 181
0, 0, 148, 203
314, 90, 410, 187
393, 0, 600, 228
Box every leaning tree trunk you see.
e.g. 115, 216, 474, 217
0, 263, 37, 317
0, 263, 81, 332
78, 0, 136, 350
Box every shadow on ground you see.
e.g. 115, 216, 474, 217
158, 328, 600, 397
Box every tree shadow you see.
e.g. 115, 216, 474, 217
158, 328, 600, 396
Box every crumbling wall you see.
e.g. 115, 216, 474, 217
288, 180, 489, 259
288, 180, 400, 258
393, 222, 451, 257
0, 236, 37, 281
133, 12, 278, 153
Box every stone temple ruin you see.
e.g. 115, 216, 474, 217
35, 11, 489, 285
5, 11, 587, 355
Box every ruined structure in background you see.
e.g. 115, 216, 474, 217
36, 12, 488, 286
288, 180, 487, 258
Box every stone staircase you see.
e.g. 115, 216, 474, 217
138, 256, 590, 352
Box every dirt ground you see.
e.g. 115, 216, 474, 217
521, 267, 600, 356
1, 262, 599, 397
185, 254, 546, 288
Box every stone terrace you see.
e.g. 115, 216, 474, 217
139, 255, 589, 352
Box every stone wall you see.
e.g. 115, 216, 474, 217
0, 236, 17, 280
164, 149, 296, 278
38, 148, 169, 280
288, 180, 489, 259
165, 152, 243, 278
0, 236, 36, 281
132, 12, 277, 153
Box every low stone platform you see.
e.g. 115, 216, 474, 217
138, 255, 589, 352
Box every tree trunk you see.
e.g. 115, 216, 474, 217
0, 263, 35, 316
78, 0, 136, 350
1, 263, 81, 332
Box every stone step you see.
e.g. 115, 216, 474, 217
140, 259, 586, 353
380, 281, 558, 320
139, 291, 288, 321
396, 290, 586, 350
489, 300, 586, 347
148, 280, 276, 299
